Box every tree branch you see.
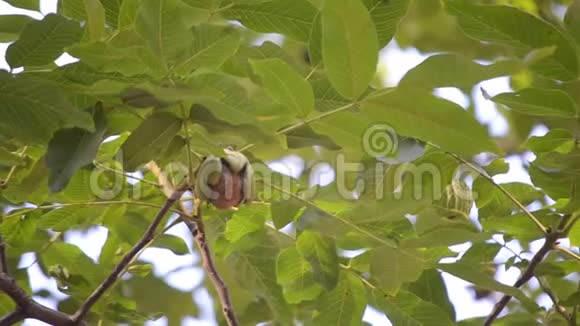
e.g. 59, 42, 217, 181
0, 273, 75, 325
483, 218, 569, 326
184, 216, 239, 326
0, 308, 24, 325
145, 160, 239, 325
71, 184, 188, 324
0, 235, 8, 275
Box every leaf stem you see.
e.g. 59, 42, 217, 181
537, 276, 572, 322
555, 245, 580, 262
0, 146, 28, 187
4, 201, 185, 220
93, 161, 161, 187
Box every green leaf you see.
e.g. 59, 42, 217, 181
6, 14, 82, 68
222, 0, 317, 42
0, 15, 35, 43
525, 128, 574, 154
227, 232, 292, 323
188, 73, 291, 134
152, 234, 190, 255
250, 58, 314, 118
2, 158, 49, 204
127, 263, 153, 277
309, 0, 408, 66
118, 0, 139, 28
486, 88, 578, 118
296, 230, 339, 290
400, 54, 522, 89
45, 105, 107, 192
461, 243, 502, 263
363, 0, 410, 48
308, 13, 323, 65
310, 74, 351, 111
38, 206, 104, 231
408, 269, 456, 320
565, 0, 580, 46
285, 125, 341, 150
4, 0, 39, 11
225, 210, 266, 243
135, 0, 192, 67
67, 40, 158, 76
533, 261, 580, 277
43, 242, 103, 282
402, 225, 489, 249
362, 88, 496, 156
309, 110, 374, 157
370, 246, 424, 295
175, 24, 242, 74
371, 289, 455, 326
529, 164, 573, 200
119, 112, 183, 171
275, 247, 322, 303
322, 0, 379, 99
481, 210, 559, 243
0, 213, 37, 248
101, 0, 122, 28
0, 73, 94, 145
224, 41, 302, 79
271, 198, 305, 229
437, 262, 539, 311
445, 1, 578, 80
84, 0, 106, 41
314, 272, 366, 325
126, 273, 199, 324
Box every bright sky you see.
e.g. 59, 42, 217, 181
0, 1, 558, 325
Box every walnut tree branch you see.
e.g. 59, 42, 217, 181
71, 184, 188, 324
184, 216, 239, 326
0, 234, 8, 274
537, 277, 572, 322
0, 273, 76, 325
483, 216, 570, 326
0, 308, 25, 325
145, 160, 239, 325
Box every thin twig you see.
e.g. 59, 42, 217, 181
0, 308, 25, 325
71, 185, 188, 323
0, 235, 7, 275
147, 160, 239, 325
555, 245, 580, 263
537, 277, 571, 321
184, 217, 239, 325
483, 216, 569, 326
0, 273, 76, 325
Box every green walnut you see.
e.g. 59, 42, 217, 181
194, 148, 253, 209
